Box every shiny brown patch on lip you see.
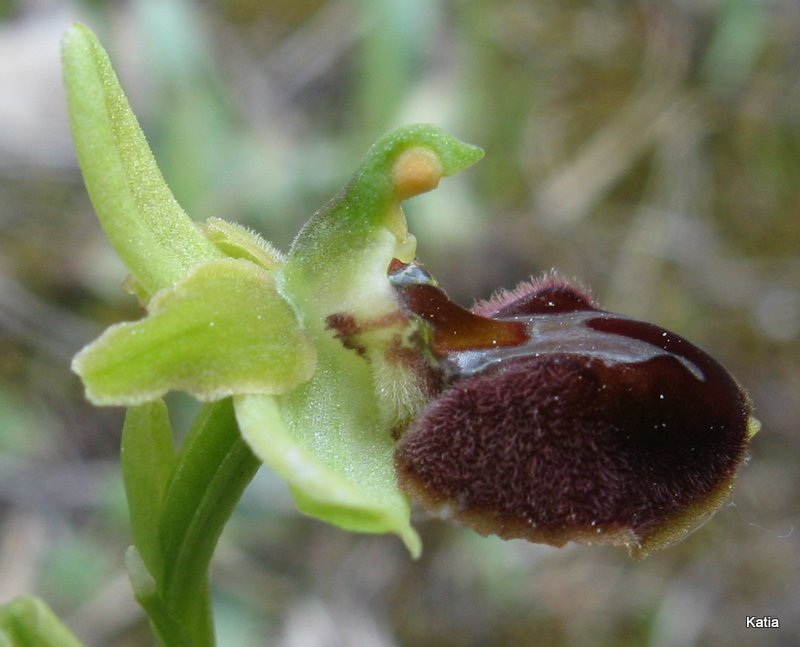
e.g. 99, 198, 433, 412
388, 260, 529, 354
389, 258, 755, 557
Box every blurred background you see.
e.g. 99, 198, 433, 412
1, 0, 798, 645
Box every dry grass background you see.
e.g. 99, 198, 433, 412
1, 1, 798, 645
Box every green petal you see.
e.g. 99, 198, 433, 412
200, 217, 285, 270
235, 392, 421, 557
62, 24, 221, 297
72, 258, 315, 405
0, 596, 85, 647
285, 124, 483, 324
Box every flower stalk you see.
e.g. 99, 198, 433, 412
47, 20, 759, 647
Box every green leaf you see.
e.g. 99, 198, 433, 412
72, 258, 316, 405
122, 401, 259, 647
236, 392, 421, 557
61, 23, 222, 297
0, 596, 85, 647
121, 400, 176, 581
157, 400, 260, 645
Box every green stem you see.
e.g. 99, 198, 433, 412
131, 399, 260, 647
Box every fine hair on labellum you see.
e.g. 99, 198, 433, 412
392, 266, 755, 558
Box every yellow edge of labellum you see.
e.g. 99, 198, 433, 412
746, 416, 761, 439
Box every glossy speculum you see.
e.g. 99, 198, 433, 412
391, 261, 754, 557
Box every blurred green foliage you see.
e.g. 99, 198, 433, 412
1, 1, 798, 646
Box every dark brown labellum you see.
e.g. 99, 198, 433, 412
391, 261, 756, 558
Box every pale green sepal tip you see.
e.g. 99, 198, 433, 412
72, 258, 316, 405
290, 487, 421, 558
61, 23, 221, 296
235, 394, 421, 558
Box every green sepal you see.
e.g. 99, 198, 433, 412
62, 23, 222, 298
0, 596, 85, 647
72, 258, 316, 405
235, 393, 421, 557
121, 400, 176, 581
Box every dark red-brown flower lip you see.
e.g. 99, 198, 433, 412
390, 261, 757, 557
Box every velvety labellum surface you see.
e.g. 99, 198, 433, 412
393, 264, 753, 557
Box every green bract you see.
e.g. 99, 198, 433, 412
63, 22, 483, 561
